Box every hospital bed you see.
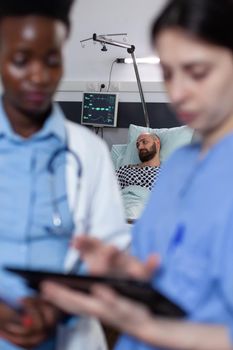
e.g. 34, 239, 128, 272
112, 124, 194, 221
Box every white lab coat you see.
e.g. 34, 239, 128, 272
56, 120, 130, 350
65, 120, 129, 248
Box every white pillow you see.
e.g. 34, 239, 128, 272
120, 124, 194, 166
111, 144, 127, 169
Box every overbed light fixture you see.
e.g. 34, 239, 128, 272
116, 56, 160, 65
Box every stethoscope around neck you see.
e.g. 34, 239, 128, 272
47, 145, 82, 234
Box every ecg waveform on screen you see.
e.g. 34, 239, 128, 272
82, 93, 118, 127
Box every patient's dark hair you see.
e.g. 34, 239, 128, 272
0, 0, 75, 29
151, 0, 233, 52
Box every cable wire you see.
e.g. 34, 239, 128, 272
107, 59, 117, 92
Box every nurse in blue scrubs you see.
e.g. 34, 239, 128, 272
42, 0, 233, 349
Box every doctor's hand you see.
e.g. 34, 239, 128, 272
0, 301, 22, 329
72, 235, 160, 279
0, 297, 61, 349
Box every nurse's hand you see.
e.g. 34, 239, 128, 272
73, 235, 160, 279
0, 297, 61, 349
42, 281, 153, 343
42, 283, 233, 350
87, 284, 154, 341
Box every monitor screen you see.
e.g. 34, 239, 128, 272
81, 92, 118, 127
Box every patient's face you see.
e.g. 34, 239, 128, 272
136, 134, 158, 162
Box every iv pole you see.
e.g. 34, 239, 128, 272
92, 33, 150, 128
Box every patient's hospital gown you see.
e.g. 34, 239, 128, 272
116, 165, 161, 219
116, 165, 160, 190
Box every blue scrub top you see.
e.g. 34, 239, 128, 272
116, 134, 233, 350
0, 98, 74, 350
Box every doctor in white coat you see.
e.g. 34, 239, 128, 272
0, 1, 129, 350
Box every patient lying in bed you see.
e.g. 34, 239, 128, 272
116, 132, 161, 220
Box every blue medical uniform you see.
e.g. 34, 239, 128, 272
0, 98, 74, 350
116, 134, 233, 349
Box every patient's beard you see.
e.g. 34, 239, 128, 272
139, 144, 157, 162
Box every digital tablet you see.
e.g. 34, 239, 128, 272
5, 266, 186, 318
